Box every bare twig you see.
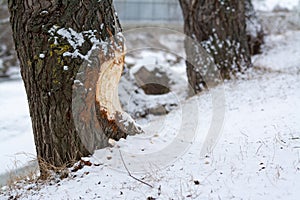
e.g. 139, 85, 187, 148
119, 150, 153, 188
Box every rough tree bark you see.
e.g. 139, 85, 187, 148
245, 0, 264, 55
8, 0, 141, 176
179, 0, 252, 93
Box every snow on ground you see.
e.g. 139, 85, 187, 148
253, 30, 300, 73
1, 0, 300, 197
119, 49, 188, 122
0, 80, 35, 178
252, 0, 299, 11
0, 25, 300, 199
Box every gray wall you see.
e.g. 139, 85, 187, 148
114, 0, 183, 24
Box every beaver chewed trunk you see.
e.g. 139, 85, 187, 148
8, 0, 142, 176
95, 48, 143, 141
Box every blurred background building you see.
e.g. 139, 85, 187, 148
114, 0, 183, 24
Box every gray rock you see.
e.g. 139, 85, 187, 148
148, 105, 168, 115
133, 66, 170, 95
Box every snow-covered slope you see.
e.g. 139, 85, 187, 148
0, 80, 35, 177
253, 31, 300, 73
252, 0, 299, 11
1, 28, 300, 199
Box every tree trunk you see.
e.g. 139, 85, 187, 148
179, 0, 251, 93
0, 0, 17, 77
245, 0, 264, 55
8, 0, 141, 176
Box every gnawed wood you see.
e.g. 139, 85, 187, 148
96, 48, 143, 141
96, 51, 123, 119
